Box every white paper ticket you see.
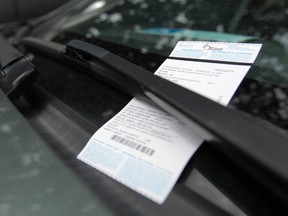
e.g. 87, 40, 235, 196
78, 41, 262, 204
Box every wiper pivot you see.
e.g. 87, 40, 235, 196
0, 36, 37, 99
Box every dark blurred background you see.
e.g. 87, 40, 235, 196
0, 0, 70, 23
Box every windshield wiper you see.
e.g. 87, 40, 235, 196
0, 35, 37, 99
21, 37, 288, 202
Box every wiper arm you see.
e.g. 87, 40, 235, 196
21, 37, 288, 202
0, 35, 37, 99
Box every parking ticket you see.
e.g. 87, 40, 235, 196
78, 41, 262, 204
170, 41, 262, 63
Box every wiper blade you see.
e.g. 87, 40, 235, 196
21, 37, 288, 202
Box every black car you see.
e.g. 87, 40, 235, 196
1, 0, 288, 215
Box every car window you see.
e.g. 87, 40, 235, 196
14, 1, 288, 214
32, 0, 288, 133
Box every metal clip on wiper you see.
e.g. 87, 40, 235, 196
21, 38, 288, 202
0, 36, 37, 99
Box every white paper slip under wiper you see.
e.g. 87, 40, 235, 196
170, 41, 262, 63
78, 41, 262, 204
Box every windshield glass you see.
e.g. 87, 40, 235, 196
33, 0, 288, 132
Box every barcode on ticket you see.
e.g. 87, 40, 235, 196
111, 135, 155, 156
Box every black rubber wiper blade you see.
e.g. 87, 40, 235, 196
21, 37, 288, 202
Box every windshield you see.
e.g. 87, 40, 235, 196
32, 0, 288, 133
13, 1, 288, 214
